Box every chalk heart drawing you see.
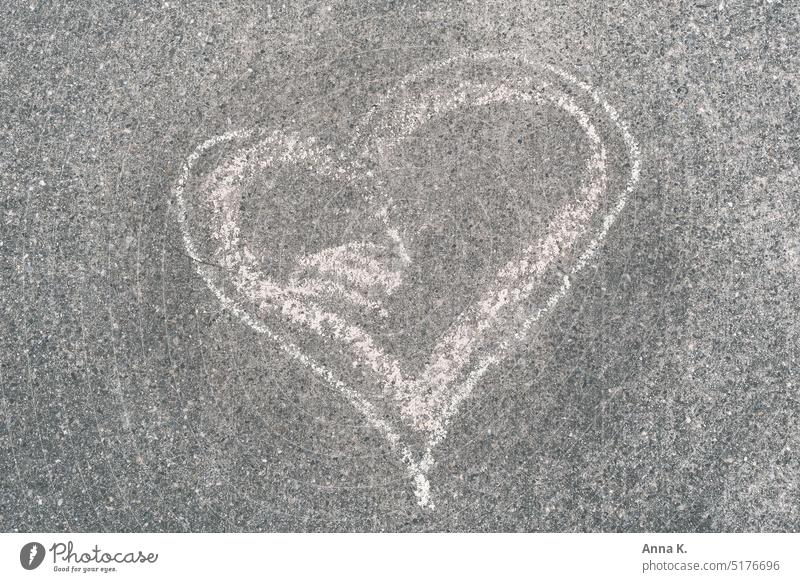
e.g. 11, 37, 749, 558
173, 52, 641, 508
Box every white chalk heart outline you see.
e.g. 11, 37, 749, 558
173, 52, 641, 508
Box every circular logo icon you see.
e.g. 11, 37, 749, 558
20, 542, 45, 570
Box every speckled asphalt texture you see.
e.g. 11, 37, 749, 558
1, 1, 799, 532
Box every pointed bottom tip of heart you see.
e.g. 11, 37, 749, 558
412, 472, 435, 510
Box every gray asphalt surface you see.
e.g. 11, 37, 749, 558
1, 1, 799, 532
